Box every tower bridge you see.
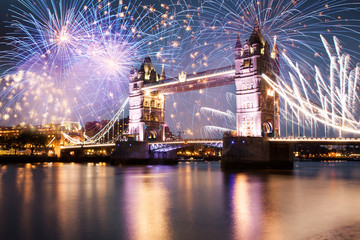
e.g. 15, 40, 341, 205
61, 23, 359, 169
128, 22, 280, 142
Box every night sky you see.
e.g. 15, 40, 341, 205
0, 0, 360, 138
0, 0, 12, 51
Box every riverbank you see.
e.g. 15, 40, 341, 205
0, 155, 179, 165
304, 221, 360, 240
0, 155, 110, 164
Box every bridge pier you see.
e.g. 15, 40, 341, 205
222, 136, 293, 170
111, 141, 178, 165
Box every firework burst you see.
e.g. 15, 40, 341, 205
0, 0, 188, 126
185, 0, 360, 71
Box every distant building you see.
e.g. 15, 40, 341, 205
84, 121, 102, 138
0, 122, 84, 156
0, 126, 20, 141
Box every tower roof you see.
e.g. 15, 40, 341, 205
139, 56, 154, 72
249, 21, 264, 45
143, 56, 152, 64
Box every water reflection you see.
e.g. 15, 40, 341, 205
224, 174, 266, 240
223, 162, 360, 240
0, 162, 359, 240
123, 167, 171, 239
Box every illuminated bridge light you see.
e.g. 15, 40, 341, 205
269, 138, 360, 143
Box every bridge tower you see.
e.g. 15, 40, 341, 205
128, 57, 166, 141
234, 23, 280, 137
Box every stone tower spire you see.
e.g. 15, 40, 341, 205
249, 20, 264, 45
235, 33, 242, 49
235, 33, 242, 59
271, 35, 280, 59
160, 64, 166, 81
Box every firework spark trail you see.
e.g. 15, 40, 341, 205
200, 107, 235, 120
264, 35, 360, 135
199, 91, 237, 138
202, 125, 235, 137
200, 107, 236, 133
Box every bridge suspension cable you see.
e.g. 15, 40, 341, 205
62, 132, 82, 145
83, 97, 129, 144
63, 97, 129, 145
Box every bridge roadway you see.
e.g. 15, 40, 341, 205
269, 137, 360, 145
60, 139, 223, 161
60, 137, 360, 159
60, 138, 360, 151
60, 139, 223, 151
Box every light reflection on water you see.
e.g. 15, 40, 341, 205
0, 161, 359, 240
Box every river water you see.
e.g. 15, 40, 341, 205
0, 161, 360, 240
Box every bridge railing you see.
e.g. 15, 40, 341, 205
149, 138, 223, 144
143, 65, 235, 88
269, 137, 360, 142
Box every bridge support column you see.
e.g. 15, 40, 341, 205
222, 136, 293, 169
111, 141, 177, 165
150, 150, 177, 163
111, 141, 149, 164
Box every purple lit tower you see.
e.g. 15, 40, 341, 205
128, 57, 166, 141
234, 22, 280, 137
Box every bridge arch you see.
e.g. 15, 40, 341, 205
146, 130, 158, 140
262, 121, 273, 134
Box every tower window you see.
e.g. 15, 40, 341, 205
244, 59, 250, 67
150, 100, 155, 107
